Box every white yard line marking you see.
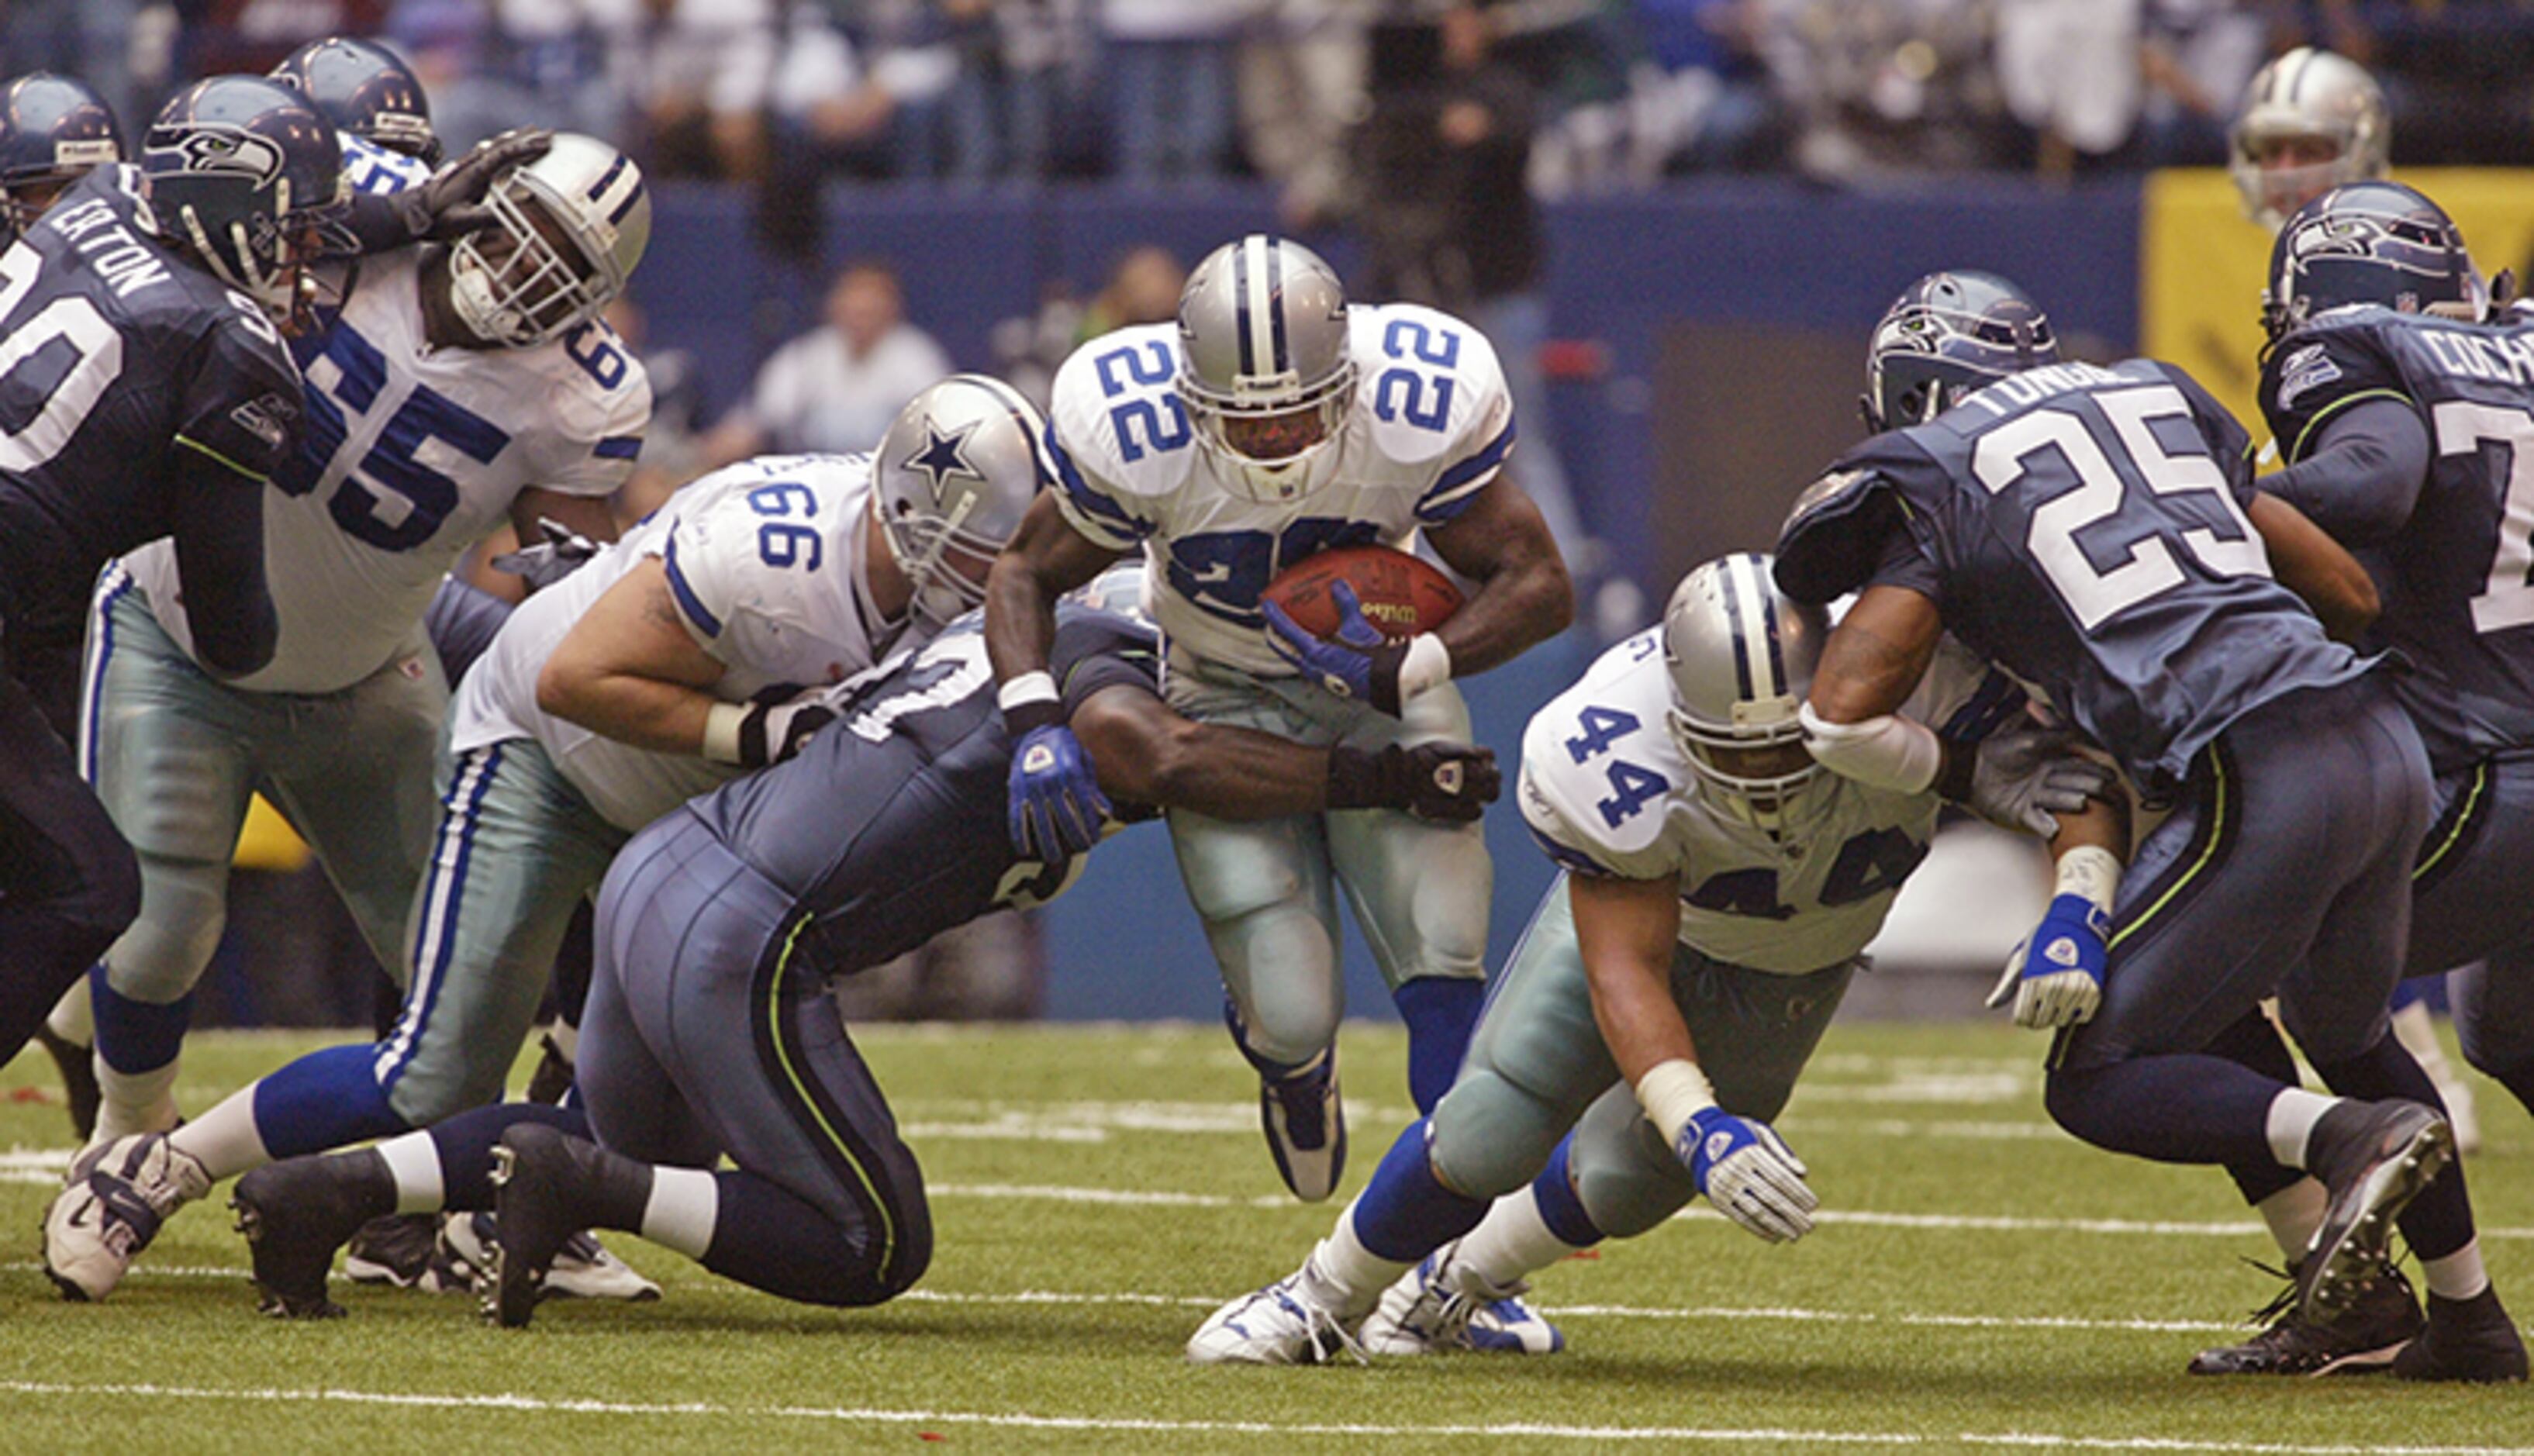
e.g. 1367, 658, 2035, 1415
0, 1380, 2519, 1453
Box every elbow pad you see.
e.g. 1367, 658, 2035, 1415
1797, 700, 1941, 795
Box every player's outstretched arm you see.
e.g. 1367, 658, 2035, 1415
1798, 583, 1949, 793
165, 445, 278, 679
1422, 478, 1575, 678
1574, 871, 1816, 1243
989, 495, 1131, 858
537, 557, 732, 755
2246, 492, 2380, 642
1068, 684, 1499, 824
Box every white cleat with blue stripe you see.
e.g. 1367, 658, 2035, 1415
1358, 1240, 1566, 1356
43, 1132, 211, 1302
1187, 1271, 1367, 1365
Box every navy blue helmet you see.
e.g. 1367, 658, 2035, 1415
1862, 270, 2057, 433
142, 77, 342, 326
0, 72, 122, 236
2262, 181, 2482, 342
269, 35, 440, 165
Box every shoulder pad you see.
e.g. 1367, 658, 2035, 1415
1516, 647, 1684, 877
1774, 462, 1906, 606
1354, 304, 1510, 469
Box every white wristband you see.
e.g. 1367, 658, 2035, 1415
702, 701, 748, 765
1635, 1058, 1718, 1147
2054, 844, 2122, 916
1797, 700, 1942, 795
998, 671, 1059, 712
1397, 633, 1453, 701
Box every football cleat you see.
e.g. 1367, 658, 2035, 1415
31, 1024, 100, 1141
343, 1212, 471, 1294
1260, 1048, 1346, 1203
2187, 1259, 2421, 1376
232, 1160, 399, 1320
1360, 1241, 1566, 1357
2295, 1099, 2452, 1326
2391, 1286, 2529, 1383
482, 1124, 660, 1327
43, 1133, 210, 1301
442, 1209, 658, 1303
1186, 1272, 1365, 1365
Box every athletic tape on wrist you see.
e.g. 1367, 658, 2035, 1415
1635, 1058, 1718, 1147
702, 701, 748, 765
1797, 701, 1942, 795
2054, 844, 2122, 916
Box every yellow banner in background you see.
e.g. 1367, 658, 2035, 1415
2140, 167, 2534, 454
233, 793, 310, 872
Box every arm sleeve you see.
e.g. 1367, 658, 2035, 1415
164, 444, 276, 677
172, 319, 300, 486
1050, 614, 1163, 715
2260, 395, 2432, 546
1862, 517, 1945, 602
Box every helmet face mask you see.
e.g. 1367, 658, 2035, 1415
1175, 235, 1358, 503
447, 133, 647, 349
1862, 271, 2056, 433
875, 374, 1052, 630
2261, 181, 2481, 343
1662, 553, 1830, 839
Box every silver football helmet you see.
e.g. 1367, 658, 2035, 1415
2230, 47, 2391, 233
1662, 552, 1831, 836
875, 373, 1051, 629
448, 131, 648, 348
1176, 234, 1357, 503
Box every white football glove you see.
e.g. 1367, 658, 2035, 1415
1987, 892, 2111, 1030
1677, 1107, 1817, 1243
1965, 725, 2113, 837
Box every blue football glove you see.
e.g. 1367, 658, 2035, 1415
1678, 1106, 1816, 1243
1988, 892, 2111, 1030
1007, 723, 1111, 862
1262, 581, 1410, 716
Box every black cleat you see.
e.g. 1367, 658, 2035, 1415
2188, 1261, 2421, 1376
231, 1156, 392, 1320
485, 1123, 647, 1329
2392, 1286, 2529, 1383
2296, 1100, 2451, 1326
344, 1211, 470, 1292
32, 1025, 99, 1141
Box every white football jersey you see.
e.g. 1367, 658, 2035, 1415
124, 249, 653, 693
451, 452, 911, 832
340, 133, 433, 195
1045, 303, 1515, 676
1518, 628, 2028, 975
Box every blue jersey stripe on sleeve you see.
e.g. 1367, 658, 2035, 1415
594, 435, 643, 460
1417, 416, 1519, 523
662, 535, 723, 638
1527, 822, 1615, 878
1046, 424, 1150, 540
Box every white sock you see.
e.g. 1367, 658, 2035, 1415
46, 979, 91, 1045
2256, 1179, 2327, 1261
166, 1086, 271, 1182
94, 1057, 182, 1144
638, 1165, 718, 1258
2423, 1239, 2491, 1302
1303, 1198, 1409, 1321
374, 1130, 444, 1214
1455, 1188, 1587, 1292
2266, 1089, 2342, 1169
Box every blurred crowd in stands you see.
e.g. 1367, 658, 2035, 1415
10, 3, 2532, 208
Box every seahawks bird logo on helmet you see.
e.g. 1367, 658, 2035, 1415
1861, 271, 2056, 433
141, 76, 341, 329
2261, 181, 2483, 342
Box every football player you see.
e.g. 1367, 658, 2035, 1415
2229, 47, 2390, 233
1186, 554, 2108, 1361
2182, 183, 2529, 1382
43, 375, 1047, 1302
227, 576, 1500, 1323
986, 234, 1572, 1206
61, 131, 646, 1192
1775, 270, 2498, 1370
0, 74, 340, 1121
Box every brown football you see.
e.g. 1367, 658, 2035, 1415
1262, 544, 1465, 642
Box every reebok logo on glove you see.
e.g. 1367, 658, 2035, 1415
2045, 937, 2081, 968
1705, 1130, 1734, 1164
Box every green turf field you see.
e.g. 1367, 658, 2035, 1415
0, 1020, 2528, 1452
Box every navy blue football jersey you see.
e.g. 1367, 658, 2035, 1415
2260, 305, 2534, 769
0, 164, 299, 637
691, 606, 1160, 970
1777, 357, 2371, 795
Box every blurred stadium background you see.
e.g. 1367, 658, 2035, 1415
11, 0, 2530, 1032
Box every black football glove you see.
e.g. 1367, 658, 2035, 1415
1326, 743, 1500, 822
335, 128, 554, 254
